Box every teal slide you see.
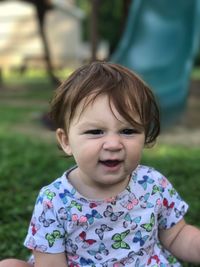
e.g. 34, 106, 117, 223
111, 0, 200, 127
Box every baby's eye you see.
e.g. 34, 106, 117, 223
84, 129, 104, 135
120, 128, 139, 135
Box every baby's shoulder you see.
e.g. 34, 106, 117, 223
35, 171, 76, 208
133, 165, 169, 186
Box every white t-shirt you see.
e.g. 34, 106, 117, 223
24, 165, 188, 266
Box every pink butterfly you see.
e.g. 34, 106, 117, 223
31, 217, 40, 235
163, 198, 175, 215
158, 176, 168, 188
120, 193, 138, 210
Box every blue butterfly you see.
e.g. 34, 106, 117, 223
59, 189, 75, 204
87, 242, 109, 260
133, 230, 149, 247
86, 210, 103, 225
36, 194, 44, 204
80, 257, 95, 265
123, 213, 141, 230
53, 181, 62, 189
159, 218, 167, 229
139, 193, 154, 208
135, 258, 145, 267
138, 175, 154, 190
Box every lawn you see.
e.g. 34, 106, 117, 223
0, 71, 200, 266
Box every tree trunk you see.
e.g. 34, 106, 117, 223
90, 0, 100, 62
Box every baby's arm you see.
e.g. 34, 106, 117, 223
159, 218, 200, 263
33, 251, 68, 267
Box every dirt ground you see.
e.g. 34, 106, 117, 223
158, 80, 200, 147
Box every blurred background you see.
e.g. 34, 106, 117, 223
0, 1, 200, 266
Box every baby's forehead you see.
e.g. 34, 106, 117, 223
70, 93, 140, 124
73, 93, 128, 112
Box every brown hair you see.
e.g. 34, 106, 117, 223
50, 61, 160, 145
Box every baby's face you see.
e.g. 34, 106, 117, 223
57, 94, 145, 197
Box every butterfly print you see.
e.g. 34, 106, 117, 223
30, 217, 40, 235
112, 230, 130, 250
75, 231, 96, 249
147, 254, 160, 265
86, 209, 103, 225
25, 236, 47, 252
142, 244, 154, 255
114, 250, 144, 266
133, 230, 149, 247
167, 254, 178, 264
53, 181, 62, 189
89, 202, 98, 208
39, 211, 55, 227
103, 205, 124, 221
45, 230, 63, 247
101, 258, 117, 267
159, 217, 167, 229
163, 198, 175, 216
154, 198, 162, 213
58, 207, 68, 220
66, 238, 78, 254
68, 261, 79, 267
59, 189, 75, 204
69, 200, 83, 212
70, 214, 88, 230
120, 193, 139, 210
68, 254, 79, 267
158, 176, 168, 188
95, 224, 113, 240
168, 188, 176, 197
105, 197, 117, 205
139, 193, 154, 209
42, 200, 54, 212
131, 171, 138, 183
36, 189, 56, 204
123, 213, 141, 230
151, 185, 163, 195
87, 242, 109, 260
36, 194, 44, 204
79, 257, 95, 266
174, 205, 186, 218
44, 189, 56, 201
141, 213, 155, 232
138, 175, 154, 190
135, 258, 145, 267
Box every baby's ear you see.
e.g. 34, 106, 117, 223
56, 128, 72, 156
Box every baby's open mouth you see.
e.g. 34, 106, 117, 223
100, 160, 122, 167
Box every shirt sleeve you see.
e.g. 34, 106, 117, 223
24, 186, 67, 253
154, 171, 189, 230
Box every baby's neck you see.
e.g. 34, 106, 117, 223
67, 168, 130, 200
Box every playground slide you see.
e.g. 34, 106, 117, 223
111, 0, 200, 127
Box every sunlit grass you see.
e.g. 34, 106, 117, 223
3, 68, 74, 86
191, 66, 200, 79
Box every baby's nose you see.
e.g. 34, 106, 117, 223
102, 134, 123, 151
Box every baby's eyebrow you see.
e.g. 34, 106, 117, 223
77, 121, 103, 129
78, 120, 133, 130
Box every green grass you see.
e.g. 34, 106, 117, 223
0, 133, 75, 260
0, 72, 200, 266
191, 67, 200, 80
